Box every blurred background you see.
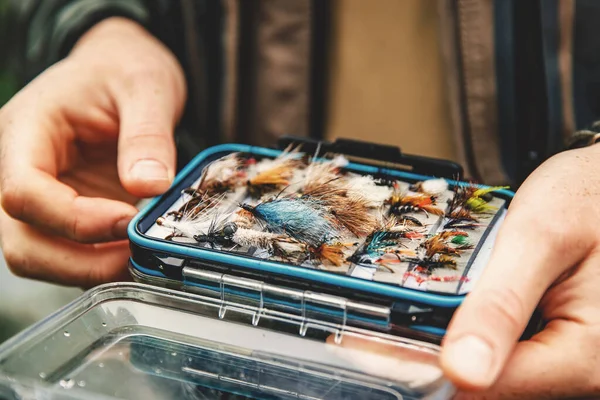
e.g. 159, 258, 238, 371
0, 0, 83, 344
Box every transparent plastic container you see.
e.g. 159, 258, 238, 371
0, 283, 455, 399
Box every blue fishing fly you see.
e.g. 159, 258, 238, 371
240, 198, 339, 247
364, 231, 398, 256
347, 230, 407, 266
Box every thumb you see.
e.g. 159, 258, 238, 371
440, 208, 589, 391
114, 68, 185, 198
454, 321, 597, 399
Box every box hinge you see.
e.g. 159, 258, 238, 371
182, 267, 391, 341
277, 135, 464, 180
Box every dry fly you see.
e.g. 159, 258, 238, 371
388, 193, 445, 217
421, 231, 474, 258
308, 243, 347, 267
246, 146, 304, 198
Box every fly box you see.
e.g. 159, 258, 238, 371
128, 137, 529, 339
0, 137, 538, 400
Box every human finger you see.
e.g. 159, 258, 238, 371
1, 164, 138, 243
0, 212, 131, 288
453, 320, 600, 399
0, 114, 139, 243
114, 63, 185, 198
440, 202, 593, 390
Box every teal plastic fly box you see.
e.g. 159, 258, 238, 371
127, 136, 531, 339
0, 137, 532, 399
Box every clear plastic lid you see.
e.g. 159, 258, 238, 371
0, 283, 455, 399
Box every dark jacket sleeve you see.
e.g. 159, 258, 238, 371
6, 0, 178, 86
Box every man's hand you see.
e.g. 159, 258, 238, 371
441, 145, 600, 399
0, 17, 186, 287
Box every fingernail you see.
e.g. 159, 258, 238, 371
113, 217, 132, 239
129, 159, 171, 182
445, 336, 495, 386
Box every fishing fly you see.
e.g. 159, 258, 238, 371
411, 178, 449, 196
157, 194, 231, 243
301, 182, 378, 237
421, 231, 474, 258
239, 197, 341, 247
348, 217, 424, 264
245, 146, 305, 198
387, 192, 445, 217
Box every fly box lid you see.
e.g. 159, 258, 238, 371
0, 282, 455, 399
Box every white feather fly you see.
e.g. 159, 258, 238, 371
158, 194, 230, 239
199, 153, 241, 189
418, 178, 449, 196
343, 175, 393, 208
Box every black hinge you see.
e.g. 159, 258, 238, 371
277, 136, 464, 180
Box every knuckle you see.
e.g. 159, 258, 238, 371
126, 120, 169, 139
121, 126, 174, 153
2, 244, 28, 278
65, 197, 93, 243
0, 179, 25, 220
122, 63, 171, 89
66, 207, 81, 241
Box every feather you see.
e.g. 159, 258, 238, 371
373, 248, 418, 265
249, 161, 296, 186
331, 196, 378, 236
404, 255, 459, 272
158, 208, 221, 240
241, 197, 340, 247
157, 216, 199, 239
360, 225, 422, 256
443, 220, 483, 230
301, 178, 347, 199
231, 209, 255, 229
413, 178, 449, 196
201, 153, 244, 191
447, 184, 508, 215
181, 153, 245, 199
247, 148, 304, 197
465, 197, 497, 213
300, 178, 379, 236
388, 193, 445, 217
254, 144, 303, 173
472, 186, 510, 199
311, 243, 346, 266
421, 231, 474, 258
344, 175, 393, 207
231, 227, 289, 249
302, 155, 348, 193
396, 215, 424, 227
167, 191, 219, 221
158, 193, 234, 245
447, 208, 478, 222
